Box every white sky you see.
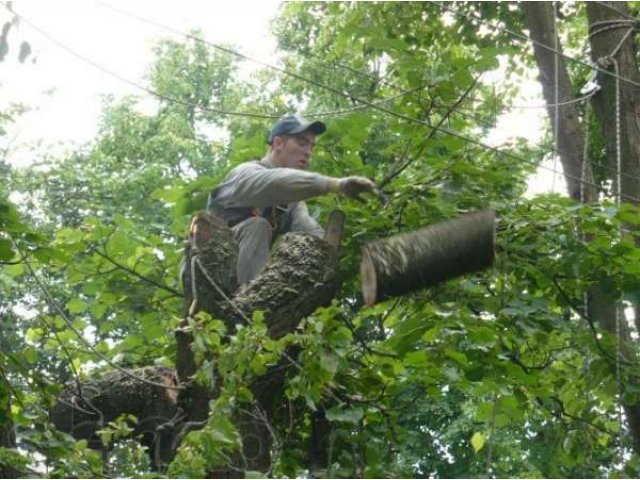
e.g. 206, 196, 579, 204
1, 1, 562, 195
1, 0, 282, 166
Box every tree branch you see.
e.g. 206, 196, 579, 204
91, 247, 182, 297
379, 75, 481, 189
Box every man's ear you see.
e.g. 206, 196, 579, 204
271, 135, 286, 150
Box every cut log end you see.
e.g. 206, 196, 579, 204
361, 246, 377, 307
323, 209, 346, 249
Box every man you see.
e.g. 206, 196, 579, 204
206, 114, 378, 284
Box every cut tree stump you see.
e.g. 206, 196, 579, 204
361, 209, 496, 306
220, 232, 341, 339
323, 209, 346, 249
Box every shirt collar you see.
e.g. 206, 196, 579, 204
260, 152, 275, 168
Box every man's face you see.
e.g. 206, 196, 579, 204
272, 132, 317, 169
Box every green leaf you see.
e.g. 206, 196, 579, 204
320, 351, 339, 375
151, 186, 185, 202
0, 238, 13, 261
471, 432, 486, 453
23, 346, 37, 364
325, 406, 364, 424
444, 348, 469, 366
422, 326, 441, 343
66, 298, 86, 314
25, 328, 44, 343
244, 471, 266, 479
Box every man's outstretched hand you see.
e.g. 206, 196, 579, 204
330, 176, 379, 202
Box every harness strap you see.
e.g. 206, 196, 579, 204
218, 205, 289, 230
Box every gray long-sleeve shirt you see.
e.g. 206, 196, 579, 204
206, 154, 332, 237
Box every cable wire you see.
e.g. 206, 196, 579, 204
9, 8, 277, 119
97, 2, 640, 199
11, 239, 185, 391
94, 2, 640, 202
438, 3, 640, 89
6, 3, 435, 123
9, 2, 640, 202
281, 8, 640, 187
295, 27, 640, 186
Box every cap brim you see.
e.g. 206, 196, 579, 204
291, 120, 326, 136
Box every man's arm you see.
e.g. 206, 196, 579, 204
216, 161, 379, 209
220, 163, 334, 209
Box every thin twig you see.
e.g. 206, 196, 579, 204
379, 75, 481, 189
92, 247, 182, 297
11, 240, 185, 391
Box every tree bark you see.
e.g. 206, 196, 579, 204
176, 212, 238, 425
219, 233, 340, 338
50, 367, 181, 470
522, 1, 598, 203
177, 211, 342, 473
51, 209, 343, 473
0, 383, 19, 479
586, 2, 640, 207
585, 0, 640, 327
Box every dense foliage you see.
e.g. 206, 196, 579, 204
2, 2, 640, 478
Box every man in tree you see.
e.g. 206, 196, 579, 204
206, 114, 378, 283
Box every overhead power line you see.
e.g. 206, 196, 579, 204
96, 2, 640, 200
5, 8, 277, 119
299, 36, 640, 188
6, 4, 434, 122
8, 2, 640, 203
294, 34, 640, 186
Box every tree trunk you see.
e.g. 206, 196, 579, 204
51, 209, 343, 474
176, 212, 239, 425
0, 382, 19, 479
177, 211, 343, 473
585, 1, 640, 328
523, 0, 640, 455
521, 1, 598, 203
219, 233, 340, 338
585, 0, 640, 454
586, 2, 640, 207
51, 367, 181, 470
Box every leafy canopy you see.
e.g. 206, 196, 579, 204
1, 3, 640, 478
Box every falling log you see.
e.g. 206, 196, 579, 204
361, 209, 496, 306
